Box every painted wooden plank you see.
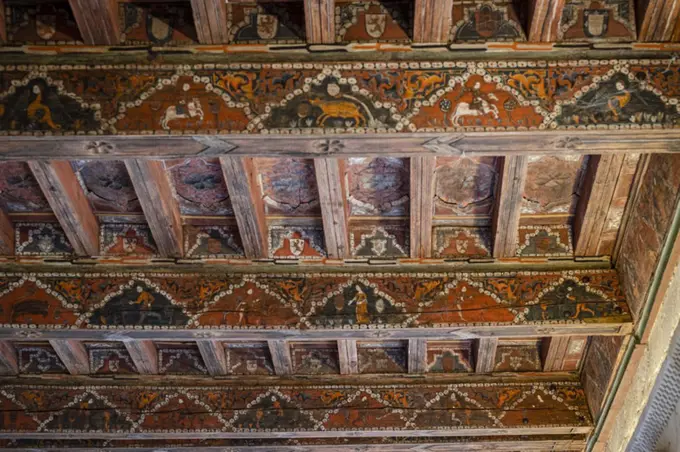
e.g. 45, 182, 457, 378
475, 338, 499, 373
0, 208, 13, 255
0, 0, 6, 44
573, 155, 626, 256
304, 0, 334, 44
337, 339, 359, 375
0, 340, 18, 375
543, 336, 587, 371
68, 0, 120, 45
314, 158, 349, 259
125, 159, 184, 258
196, 340, 228, 376
413, 0, 454, 43
28, 160, 99, 256
190, 0, 230, 44
528, 0, 565, 42
268, 340, 293, 375
123, 340, 158, 375
492, 156, 528, 258
409, 156, 436, 258
613, 154, 650, 263
639, 0, 680, 42
408, 338, 428, 374
220, 157, 268, 259
48, 340, 90, 375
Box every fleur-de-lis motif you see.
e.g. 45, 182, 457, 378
84, 141, 114, 155
312, 139, 345, 155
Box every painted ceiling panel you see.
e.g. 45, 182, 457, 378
72, 160, 142, 214
347, 157, 409, 217
166, 158, 234, 216
334, 0, 413, 44
450, 0, 526, 43
558, 0, 636, 43
522, 155, 587, 215
434, 156, 498, 217
0, 162, 51, 213
255, 158, 321, 216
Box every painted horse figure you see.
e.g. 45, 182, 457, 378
450, 99, 500, 126
308, 98, 367, 127
161, 98, 205, 130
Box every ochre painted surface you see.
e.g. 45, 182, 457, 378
0, 270, 630, 330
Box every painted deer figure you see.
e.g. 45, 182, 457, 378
161, 98, 205, 130
450, 99, 499, 126
308, 98, 366, 127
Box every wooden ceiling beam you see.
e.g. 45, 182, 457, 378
48, 340, 90, 375
125, 160, 184, 258
68, 0, 120, 45
338, 339, 359, 375
190, 0, 230, 44
0, 0, 6, 45
639, 0, 680, 42
0, 340, 18, 375
124, 340, 159, 375
0, 208, 14, 255
413, 0, 454, 44
573, 154, 626, 256
492, 156, 528, 259
542, 336, 586, 372
196, 340, 228, 376
28, 160, 99, 256
315, 158, 350, 259
408, 338, 428, 374
528, 0, 565, 42
220, 157, 268, 259
410, 156, 436, 258
475, 338, 498, 373
268, 340, 293, 375
304, 0, 335, 44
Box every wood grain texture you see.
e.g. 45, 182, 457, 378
528, 0, 566, 41
408, 338, 427, 374
413, 0, 454, 43
492, 156, 528, 258
410, 156, 436, 258
475, 338, 499, 373
220, 157, 268, 259
314, 158, 349, 259
337, 339, 359, 375
542, 336, 587, 372
639, 0, 680, 42
28, 160, 99, 256
304, 0, 334, 44
196, 340, 228, 376
48, 339, 89, 375
125, 159, 184, 258
573, 155, 626, 256
190, 0, 229, 44
0, 208, 13, 255
268, 340, 293, 375
0, 340, 17, 375
124, 340, 159, 375
68, 0, 120, 45
613, 154, 649, 263
0, 0, 6, 44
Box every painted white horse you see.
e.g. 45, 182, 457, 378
450, 99, 499, 126
161, 98, 205, 130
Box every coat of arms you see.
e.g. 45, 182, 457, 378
583, 9, 609, 38
365, 13, 387, 38
256, 14, 279, 40
36, 7, 57, 40
289, 237, 305, 256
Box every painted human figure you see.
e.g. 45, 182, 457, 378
349, 285, 370, 324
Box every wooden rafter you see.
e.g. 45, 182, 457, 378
123, 340, 159, 375
408, 338, 427, 374
125, 160, 184, 258
492, 156, 528, 259
543, 336, 586, 372
338, 339, 359, 375
0, 341, 18, 375
413, 0, 454, 44
475, 338, 499, 373
196, 340, 228, 376
48, 340, 90, 375
0, 0, 6, 44
639, 0, 680, 42
220, 157, 268, 259
67, 0, 120, 45
190, 0, 230, 44
410, 156, 436, 258
268, 340, 293, 375
0, 208, 13, 255
315, 158, 350, 259
528, 0, 565, 42
574, 155, 626, 256
304, 0, 335, 44
28, 160, 99, 256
